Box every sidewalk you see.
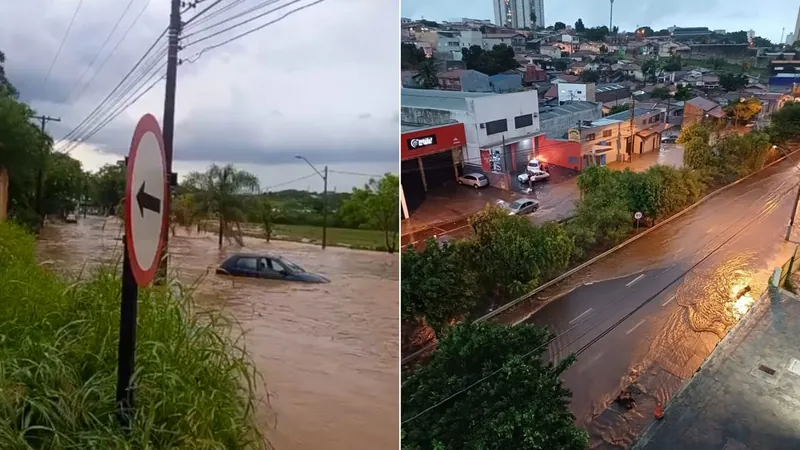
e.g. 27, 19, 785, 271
633, 288, 800, 450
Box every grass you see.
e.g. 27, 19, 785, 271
0, 222, 267, 449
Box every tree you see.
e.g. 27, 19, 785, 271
554, 21, 566, 31
90, 161, 126, 216
413, 58, 439, 89
678, 123, 714, 172
258, 197, 275, 242
752, 36, 772, 48
401, 43, 428, 70
583, 26, 609, 42
574, 18, 585, 32
708, 56, 727, 70
769, 102, 800, 144
636, 26, 654, 37
599, 44, 608, 54
462, 44, 519, 76
578, 70, 599, 82
41, 152, 86, 218
719, 72, 748, 91
725, 97, 762, 125
662, 55, 682, 71
726, 30, 749, 44
170, 193, 197, 236
650, 86, 671, 99
674, 84, 692, 101
608, 104, 630, 114
402, 322, 588, 450
641, 59, 661, 80
553, 59, 569, 71
343, 174, 399, 252
183, 164, 260, 249
401, 240, 478, 334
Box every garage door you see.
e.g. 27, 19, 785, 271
420, 150, 455, 190
401, 159, 425, 215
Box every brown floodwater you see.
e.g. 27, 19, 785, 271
36, 215, 399, 450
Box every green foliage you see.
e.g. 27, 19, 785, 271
768, 102, 800, 144
258, 197, 275, 242
0, 222, 266, 448
650, 86, 671, 99
413, 58, 439, 89
461, 44, 519, 76
662, 55, 682, 72
574, 18, 585, 32
719, 72, 748, 91
725, 97, 762, 124
642, 59, 660, 79
554, 21, 566, 31
41, 152, 87, 217
608, 104, 630, 115
88, 161, 126, 215
578, 70, 599, 82
342, 173, 399, 253
401, 43, 428, 70
583, 26, 609, 42
637, 26, 654, 37
401, 240, 478, 334
679, 123, 772, 184
599, 44, 608, 54
752, 36, 772, 48
674, 84, 692, 101
402, 322, 588, 450
725, 30, 749, 44
678, 123, 715, 171
708, 56, 727, 70
553, 59, 570, 71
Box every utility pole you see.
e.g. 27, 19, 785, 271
157, 0, 181, 281
31, 115, 60, 228
628, 94, 636, 162
295, 155, 328, 250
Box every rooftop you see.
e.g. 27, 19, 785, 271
539, 101, 600, 121
596, 83, 628, 93
634, 288, 800, 450
686, 96, 722, 112
401, 88, 494, 111
605, 107, 657, 121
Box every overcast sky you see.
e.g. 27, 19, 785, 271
0, 0, 399, 192
402, 0, 797, 43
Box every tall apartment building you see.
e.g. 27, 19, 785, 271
492, 0, 543, 29
795, 6, 800, 47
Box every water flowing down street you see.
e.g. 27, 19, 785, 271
492, 155, 800, 445
36, 216, 398, 450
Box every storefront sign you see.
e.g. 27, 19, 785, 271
407, 135, 437, 149
568, 128, 581, 142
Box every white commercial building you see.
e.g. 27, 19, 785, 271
401, 88, 542, 190
557, 83, 596, 103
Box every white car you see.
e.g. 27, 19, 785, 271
499, 198, 540, 215
458, 173, 489, 189
65, 213, 77, 223
518, 170, 550, 184
527, 159, 541, 172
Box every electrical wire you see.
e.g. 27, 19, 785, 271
55, 29, 167, 150
66, 0, 155, 107
183, 0, 250, 29
329, 170, 385, 178
62, 0, 138, 104
181, 0, 284, 40
183, 0, 224, 26
261, 173, 317, 191
402, 167, 800, 425
42, 0, 85, 86
181, 0, 326, 54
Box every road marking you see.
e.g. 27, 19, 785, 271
579, 352, 605, 372
569, 308, 593, 324
662, 295, 676, 307
625, 319, 646, 335
626, 274, 645, 287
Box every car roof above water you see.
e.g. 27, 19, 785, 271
226, 252, 281, 261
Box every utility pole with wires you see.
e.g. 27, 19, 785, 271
157, 0, 182, 282
31, 115, 61, 227
628, 94, 636, 163
295, 155, 328, 250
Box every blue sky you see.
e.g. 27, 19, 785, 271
401, 0, 799, 43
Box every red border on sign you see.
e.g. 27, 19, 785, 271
124, 113, 168, 287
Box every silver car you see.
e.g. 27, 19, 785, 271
458, 173, 489, 189
517, 170, 550, 184
501, 198, 540, 215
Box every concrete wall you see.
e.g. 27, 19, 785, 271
489, 73, 522, 92
461, 70, 491, 92
539, 104, 603, 139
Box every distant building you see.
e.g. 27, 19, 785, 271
671, 27, 713, 41
683, 97, 725, 127
787, 32, 796, 45
492, 0, 532, 29
437, 69, 491, 92
794, 6, 800, 47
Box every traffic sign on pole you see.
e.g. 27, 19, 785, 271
124, 113, 168, 287
634, 211, 643, 220
116, 113, 167, 427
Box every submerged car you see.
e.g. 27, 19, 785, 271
517, 169, 550, 184
65, 213, 77, 223
499, 198, 539, 215
216, 253, 330, 283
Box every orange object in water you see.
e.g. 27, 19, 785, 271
654, 402, 664, 420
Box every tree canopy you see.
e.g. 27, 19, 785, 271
574, 18, 585, 32
719, 72, 748, 91
342, 173, 399, 253
554, 21, 566, 31
402, 322, 588, 450
461, 44, 519, 76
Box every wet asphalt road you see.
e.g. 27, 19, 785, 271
504, 154, 800, 439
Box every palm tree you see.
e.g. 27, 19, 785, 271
413, 58, 439, 89
183, 164, 260, 249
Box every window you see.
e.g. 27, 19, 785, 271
585, 133, 596, 141
485, 119, 508, 135
236, 257, 257, 271
602, 129, 612, 138
514, 114, 534, 129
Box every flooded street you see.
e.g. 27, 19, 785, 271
493, 155, 800, 447
36, 216, 398, 450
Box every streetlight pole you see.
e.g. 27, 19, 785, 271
295, 155, 328, 249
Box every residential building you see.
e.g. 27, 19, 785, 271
437, 69, 491, 92
488, 73, 523, 92
492, 0, 532, 29
657, 41, 690, 58
401, 88, 542, 190
541, 44, 565, 57
671, 27, 713, 41
770, 60, 800, 76
538, 101, 603, 139
558, 82, 596, 103
682, 97, 725, 127
522, 65, 548, 85
794, 5, 800, 47
594, 83, 631, 103
571, 108, 669, 167
483, 32, 527, 52
416, 30, 463, 60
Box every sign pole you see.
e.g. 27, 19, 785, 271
116, 233, 139, 427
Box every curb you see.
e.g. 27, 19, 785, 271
401, 149, 798, 365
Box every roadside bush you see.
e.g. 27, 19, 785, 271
679, 124, 772, 184
0, 222, 266, 449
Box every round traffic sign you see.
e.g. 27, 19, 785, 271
634, 211, 643, 220
124, 114, 168, 287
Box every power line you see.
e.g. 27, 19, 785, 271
42, 0, 85, 86
183, 0, 224, 25
329, 169, 384, 178
181, 0, 284, 40
261, 173, 318, 191
66, 0, 155, 107
183, 0, 250, 29
62, 0, 138, 104
402, 171, 800, 425
181, 0, 326, 55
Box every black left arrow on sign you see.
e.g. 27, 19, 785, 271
136, 181, 161, 217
